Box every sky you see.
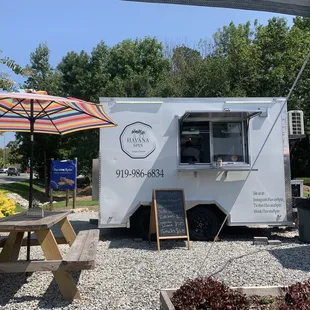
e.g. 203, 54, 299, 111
1, 0, 294, 148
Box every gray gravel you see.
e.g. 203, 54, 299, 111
6, 192, 29, 208
1, 212, 310, 310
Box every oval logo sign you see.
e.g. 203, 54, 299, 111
120, 122, 156, 159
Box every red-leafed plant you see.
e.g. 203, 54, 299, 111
277, 279, 310, 310
171, 277, 249, 310
171, 277, 310, 309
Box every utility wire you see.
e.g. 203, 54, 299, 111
195, 49, 310, 278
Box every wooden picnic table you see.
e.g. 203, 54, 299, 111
0, 210, 99, 300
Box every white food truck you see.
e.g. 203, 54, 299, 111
94, 97, 301, 240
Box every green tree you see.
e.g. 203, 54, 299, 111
0, 50, 25, 90
153, 42, 231, 97
24, 42, 62, 94
19, 43, 63, 188
56, 37, 170, 177
209, 17, 310, 176
6, 141, 20, 167
57, 47, 101, 177
11, 18, 310, 179
105, 37, 170, 97
211, 21, 261, 96
89, 41, 111, 102
57, 50, 91, 100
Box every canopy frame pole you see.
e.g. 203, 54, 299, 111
26, 99, 35, 262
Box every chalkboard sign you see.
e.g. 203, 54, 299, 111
155, 190, 187, 237
149, 189, 190, 251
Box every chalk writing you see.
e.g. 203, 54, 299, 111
155, 190, 187, 237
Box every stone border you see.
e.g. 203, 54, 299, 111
160, 286, 286, 310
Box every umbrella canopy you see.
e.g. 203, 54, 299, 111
123, 0, 310, 17
0, 91, 116, 134
0, 89, 117, 262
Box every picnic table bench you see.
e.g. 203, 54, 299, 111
0, 210, 99, 300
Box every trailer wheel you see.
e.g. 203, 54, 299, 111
187, 207, 219, 241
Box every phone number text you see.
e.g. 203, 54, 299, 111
116, 169, 164, 178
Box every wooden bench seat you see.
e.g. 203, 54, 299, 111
0, 229, 100, 273
63, 229, 99, 267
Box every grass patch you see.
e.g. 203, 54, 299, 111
0, 180, 98, 210
15, 204, 25, 213
294, 177, 310, 197
0, 180, 77, 203
0, 181, 44, 200
45, 200, 99, 209
296, 177, 310, 186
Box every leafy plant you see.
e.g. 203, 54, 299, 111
0, 190, 16, 217
0, 49, 28, 90
171, 277, 249, 310
277, 279, 310, 309
259, 296, 275, 305
171, 277, 310, 309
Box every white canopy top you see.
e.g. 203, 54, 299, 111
123, 0, 310, 17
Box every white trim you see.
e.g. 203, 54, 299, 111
228, 221, 294, 226
225, 100, 274, 104
98, 223, 128, 228
177, 165, 258, 171
179, 118, 251, 166
100, 97, 286, 104
115, 100, 163, 104
180, 110, 262, 123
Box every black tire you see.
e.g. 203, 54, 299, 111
187, 207, 220, 241
130, 206, 151, 240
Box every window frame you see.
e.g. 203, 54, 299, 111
210, 120, 249, 165
178, 110, 258, 167
179, 120, 211, 164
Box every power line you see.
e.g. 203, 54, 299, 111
195, 49, 310, 278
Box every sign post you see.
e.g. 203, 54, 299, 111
149, 189, 190, 251
49, 158, 77, 209
73, 157, 77, 209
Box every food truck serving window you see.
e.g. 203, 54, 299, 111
179, 110, 261, 165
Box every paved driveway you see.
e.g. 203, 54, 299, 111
0, 173, 30, 185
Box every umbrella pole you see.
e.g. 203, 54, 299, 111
26, 100, 34, 261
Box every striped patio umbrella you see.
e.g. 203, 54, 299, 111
0, 90, 116, 134
0, 89, 117, 261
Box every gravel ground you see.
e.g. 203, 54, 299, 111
1, 212, 310, 310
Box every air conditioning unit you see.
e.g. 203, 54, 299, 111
291, 179, 304, 198
288, 110, 304, 136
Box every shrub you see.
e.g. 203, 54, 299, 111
277, 279, 310, 309
171, 277, 310, 309
171, 277, 249, 310
0, 191, 16, 217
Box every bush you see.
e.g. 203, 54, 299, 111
278, 279, 310, 309
171, 277, 310, 309
171, 277, 249, 310
0, 191, 16, 217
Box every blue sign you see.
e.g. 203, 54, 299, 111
50, 159, 77, 190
